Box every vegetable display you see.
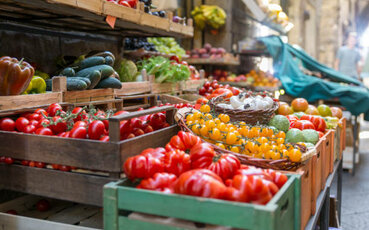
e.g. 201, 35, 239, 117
123, 131, 288, 205
147, 37, 186, 58
137, 56, 190, 83
0, 56, 34, 96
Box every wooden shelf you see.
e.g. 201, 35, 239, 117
0, 0, 194, 38
183, 55, 240, 66
236, 50, 271, 57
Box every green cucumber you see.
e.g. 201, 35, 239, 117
46, 79, 52, 91
67, 79, 88, 91
75, 65, 114, 79
87, 70, 101, 89
60, 67, 75, 77
79, 56, 105, 70
71, 77, 91, 88
105, 56, 114, 66
95, 77, 122, 89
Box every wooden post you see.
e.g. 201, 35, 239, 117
52, 76, 67, 92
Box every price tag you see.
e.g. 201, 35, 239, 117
106, 15, 116, 29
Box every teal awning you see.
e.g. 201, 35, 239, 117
258, 35, 369, 120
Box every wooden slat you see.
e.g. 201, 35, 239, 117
79, 211, 103, 229
0, 164, 115, 206
63, 89, 115, 103
0, 92, 62, 111
0, 131, 121, 172
47, 204, 100, 225
0, 212, 95, 230
115, 82, 151, 96
22, 200, 75, 220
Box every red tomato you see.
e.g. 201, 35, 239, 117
59, 165, 71, 172
24, 125, 36, 134
126, 133, 135, 139
49, 116, 67, 134
35, 162, 45, 168
203, 81, 211, 89
196, 98, 209, 105
164, 149, 191, 176
130, 118, 144, 129
318, 131, 324, 138
37, 119, 50, 128
199, 87, 207, 95
28, 113, 41, 121
35, 127, 53, 136
4, 157, 14, 165
36, 199, 50, 212
169, 55, 180, 63
114, 110, 129, 116
29, 120, 39, 127
118, 0, 131, 7
148, 113, 166, 130
15, 117, 29, 132
300, 115, 326, 132
47, 103, 62, 117
0, 118, 15, 131
137, 172, 177, 193
291, 120, 315, 130
34, 108, 48, 117
74, 121, 88, 128
123, 154, 164, 180
28, 161, 36, 167
229, 87, 241, 96
88, 120, 105, 140
285, 115, 299, 125
57, 131, 70, 138
264, 169, 288, 189
51, 164, 59, 170
71, 107, 87, 122
6, 210, 17, 215
0, 156, 5, 163
133, 128, 145, 137
190, 143, 240, 181
140, 147, 167, 161
174, 169, 226, 199
165, 131, 202, 152
21, 160, 30, 166
100, 135, 110, 142
69, 126, 87, 139
212, 88, 233, 99
143, 125, 154, 133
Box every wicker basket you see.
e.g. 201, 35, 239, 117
178, 118, 314, 171
209, 95, 278, 125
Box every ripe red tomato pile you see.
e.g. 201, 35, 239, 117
199, 80, 241, 100
287, 114, 326, 134
159, 102, 195, 109
124, 131, 288, 205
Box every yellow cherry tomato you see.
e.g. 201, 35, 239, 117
204, 113, 213, 120
260, 143, 271, 152
213, 118, 221, 124
276, 138, 285, 145
216, 143, 226, 149
186, 120, 193, 125
200, 126, 209, 137
257, 137, 268, 144
230, 146, 240, 153
205, 120, 216, 129
239, 121, 246, 126
191, 124, 201, 135
217, 122, 227, 132
209, 128, 221, 140
289, 149, 302, 162
246, 141, 256, 153
276, 131, 286, 139
250, 127, 260, 138
186, 114, 194, 122
225, 132, 237, 145
200, 104, 211, 113
193, 112, 203, 120
271, 151, 281, 160
219, 114, 230, 123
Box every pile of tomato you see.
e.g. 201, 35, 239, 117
184, 105, 304, 162
286, 114, 326, 135
124, 130, 288, 205
198, 80, 241, 100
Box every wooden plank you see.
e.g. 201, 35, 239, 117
183, 55, 240, 66
115, 81, 151, 96
79, 211, 103, 229
0, 195, 41, 213
0, 131, 121, 172
0, 212, 95, 230
102, 1, 139, 22
22, 200, 75, 220
63, 89, 115, 103
0, 92, 62, 111
47, 204, 100, 225
103, 182, 118, 230
0, 165, 115, 206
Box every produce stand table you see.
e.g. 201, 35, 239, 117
183, 56, 240, 66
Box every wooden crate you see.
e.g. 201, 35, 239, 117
280, 158, 312, 230
311, 139, 324, 215
103, 175, 300, 230
321, 130, 334, 188
0, 92, 62, 111
0, 105, 178, 206
118, 94, 157, 111
0, 194, 101, 230
334, 126, 341, 162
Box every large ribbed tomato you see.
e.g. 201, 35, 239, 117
190, 143, 240, 181
140, 147, 167, 161
164, 149, 191, 176
137, 172, 177, 194
300, 115, 326, 132
290, 120, 315, 130
123, 154, 164, 180
174, 169, 226, 199
165, 131, 201, 152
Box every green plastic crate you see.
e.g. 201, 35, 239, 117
103, 175, 301, 230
